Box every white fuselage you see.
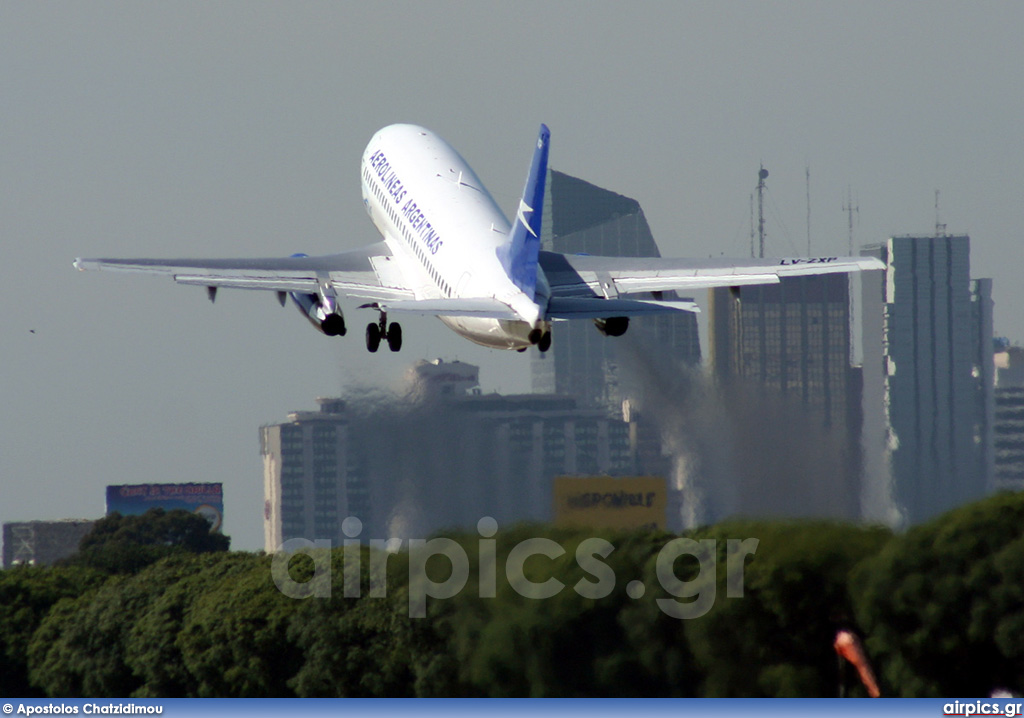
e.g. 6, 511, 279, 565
359, 124, 543, 349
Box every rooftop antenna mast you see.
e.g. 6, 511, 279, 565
842, 186, 860, 365
806, 165, 812, 255
842, 186, 859, 255
749, 193, 755, 258
757, 165, 768, 258
935, 189, 946, 236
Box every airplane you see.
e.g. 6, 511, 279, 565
74, 124, 883, 354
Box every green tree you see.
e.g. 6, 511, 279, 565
126, 552, 257, 697
0, 565, 104, 697
682, 520, 890, 697
420, 525, 702, 697
288, 546, 442, 697
64, 508, 229, 575
852, 491, 1024, 696
28, 577, 134, 696
176, 553, 304, 697
27, 556, 200, 697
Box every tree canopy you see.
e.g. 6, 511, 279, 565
63, 508, 230, 574
4, 492, 1024, 698
852, 491, 1024, 696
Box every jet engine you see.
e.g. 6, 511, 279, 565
290, 291, 346, 337
285, 253, 346, 336
594, 316, 629, 337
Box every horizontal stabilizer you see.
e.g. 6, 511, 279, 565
377, 298, 521, 320
546, 297, 699, 319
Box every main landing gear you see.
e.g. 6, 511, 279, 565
528, 327, 552, 353
538, 331, 551, 352
365, 311, 402, 353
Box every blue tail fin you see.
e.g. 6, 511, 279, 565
503, 124, 550, 299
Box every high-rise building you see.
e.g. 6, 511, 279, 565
261, 360, 644, 551
532, 170, 701, 411
709, 274, 856, 429
993, 342, 1024, 492
2, 520, 94, 568
707, 274, 862, 519
993, 386, 1024, 492
260, 397, 370, 552
861, 236, 994, 525
995, 342, 1024, 386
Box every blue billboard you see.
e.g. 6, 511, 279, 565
105, 483, 224, 532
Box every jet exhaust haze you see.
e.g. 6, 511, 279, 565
614, 332, 860, 528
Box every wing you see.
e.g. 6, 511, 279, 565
73, 241, 414, 302
546, 296, 699, 319
539, 251, 884, 298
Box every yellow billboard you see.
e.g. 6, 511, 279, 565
552, 476, 667, 531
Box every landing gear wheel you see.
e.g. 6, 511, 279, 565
365, 322, 381, 352
538, 331, 551, 353
387, 322, 402, 352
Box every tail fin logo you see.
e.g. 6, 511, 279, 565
502, 124, 550, 300
516, 199, 538, 238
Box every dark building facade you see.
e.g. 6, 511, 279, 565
532, 170, 701, 411
861, 236, 994, 525
2, 520, 94, 568
710, 274, 855, 429
708, 273, 862, 519
994, 344, 1024, 492
994, 386, 1024, 492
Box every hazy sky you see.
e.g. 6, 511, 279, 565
4, 3, 1023, 550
